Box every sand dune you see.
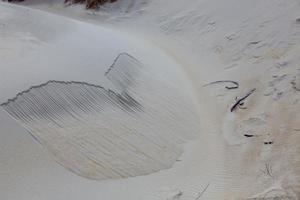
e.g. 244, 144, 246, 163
0, 0, 299, 199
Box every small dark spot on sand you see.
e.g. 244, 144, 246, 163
264, 141, 273, 145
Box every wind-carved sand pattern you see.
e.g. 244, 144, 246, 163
1, 53, 200, 180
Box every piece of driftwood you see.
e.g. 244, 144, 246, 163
203, 80, 239, 90
230, 88, 256, 112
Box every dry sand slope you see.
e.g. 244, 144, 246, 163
0, 0, 300, 199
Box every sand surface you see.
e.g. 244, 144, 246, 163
0, 0, 299, 199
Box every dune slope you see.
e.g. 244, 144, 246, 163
0, 0, 300, 199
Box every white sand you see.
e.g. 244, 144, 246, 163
0, 0, 299, 199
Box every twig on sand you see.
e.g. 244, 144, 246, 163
203, 80, 239, 90
195, 183, 210, 200
230, 88, 256, 112
244, 134, 254, 137
247, 41, 261, 46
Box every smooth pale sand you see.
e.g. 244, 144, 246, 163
0, 0, 300, 199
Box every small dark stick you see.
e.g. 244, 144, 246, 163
203, 80, 239, 90
230, 88, 256, 112
244, 134, 254, 137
